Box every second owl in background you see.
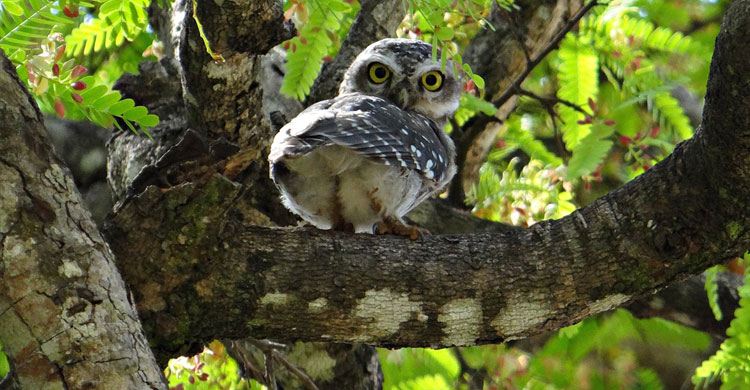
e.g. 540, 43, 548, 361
269, 38, 460, 239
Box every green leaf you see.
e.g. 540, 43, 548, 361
705, 266, 723, 321
435, 26, 454, 41
91, 91, 123, 110
79, 84, 109, 102
566, 132, 612, 179
108, 98, 136, 115
3, 1, 25, 16
0, 341, 9, 379
138, 114, 160, 128
557, 34, 599, 149
122, 105, 148, 120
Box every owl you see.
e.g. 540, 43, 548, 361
269, 38, 460, 238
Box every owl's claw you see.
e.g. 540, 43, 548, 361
373, 217, 428, 240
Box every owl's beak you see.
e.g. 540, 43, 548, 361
389, 80, 413, 109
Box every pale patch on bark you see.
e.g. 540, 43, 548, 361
59, 259, 84, 278
205, 55, 256, 87
0, 164, 20, 234
260, 292, 291, 306
307, 297, 328, 313
491, 297, 552, 337
588, 293, 630, 314
352, 288, 423, 341
438, 298, 482, 346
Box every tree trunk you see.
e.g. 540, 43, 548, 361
0, 54, 166, 389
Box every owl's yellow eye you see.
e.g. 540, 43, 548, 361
368, 63, 390, 84
421, 70, 444, 91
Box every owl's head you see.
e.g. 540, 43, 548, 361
339, 38, 461, 125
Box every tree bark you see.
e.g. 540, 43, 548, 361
0, 55, 166, 389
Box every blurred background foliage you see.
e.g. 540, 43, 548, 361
0, 0, 747, 388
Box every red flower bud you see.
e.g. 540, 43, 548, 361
70, 65, 87, 78
650, 125, 660, 138
54, 99, 65, 117
55, 45, 66, 62
604, 120, 616, 126
52, 63, 60, 76
72, 81, 86, 90
587, 98, 597, 113
618, 135, 632, 146
71, 92, 83, 103
63, 5, 79, 18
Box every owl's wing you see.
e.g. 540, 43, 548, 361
270, 94, 452, 183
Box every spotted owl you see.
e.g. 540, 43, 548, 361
269, 38, 460, 237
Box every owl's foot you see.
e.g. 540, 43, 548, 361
374, 217, 426, 240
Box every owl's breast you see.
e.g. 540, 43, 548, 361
271, 146, 424, 233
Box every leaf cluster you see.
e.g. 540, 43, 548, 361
280, 0, 360, 100
694, 253, 750, 390
0, 0, 159, 135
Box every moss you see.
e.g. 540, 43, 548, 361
727, 221, 743, 240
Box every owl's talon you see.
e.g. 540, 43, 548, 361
374, 217, 425, 240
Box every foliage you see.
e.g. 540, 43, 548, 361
65, 0, 150, 57
280, 0, 360, 100
705, 265, 726, 322
693, 253, 750, 390
0, 0, 159, 135
468, 157, 575, 226
379, 309, 710, 390
166, 340, 263, 390
0, 341, 8, 381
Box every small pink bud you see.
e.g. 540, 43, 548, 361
52, 63, 60, 77
54, 99, 65, 117
55, 45, 66, 62
71, 65, 87, 78
71, 92, 83, 103
72, 81, 86, 90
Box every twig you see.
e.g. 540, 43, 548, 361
245, 338, 320, 390
230, 340, 266, 381
272, 350, 321, 390
490, 0, 600, 109
514, 87, 592, 117
452, 347, 486, 390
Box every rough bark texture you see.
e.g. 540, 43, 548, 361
0, 55, 165, 389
